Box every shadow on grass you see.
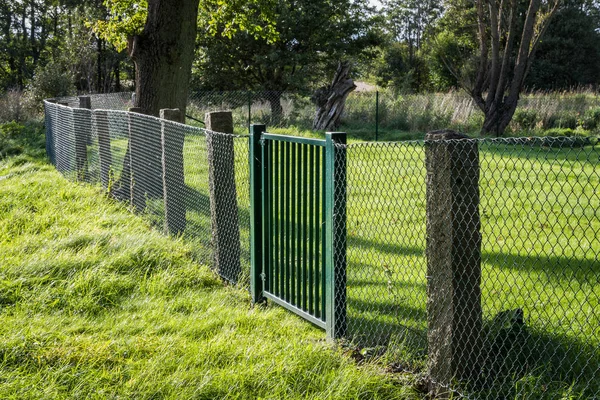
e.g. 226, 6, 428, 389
345, 233, 599, 397
480, 141, 600, 165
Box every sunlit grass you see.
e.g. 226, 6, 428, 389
0, 146, 418, 399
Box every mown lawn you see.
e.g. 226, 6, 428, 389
0, 131, 418, 399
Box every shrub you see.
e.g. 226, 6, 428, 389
26, 61, 75, 105
581, 107, 600, 131
513, 109, 538, 131
544, 111, 578, 129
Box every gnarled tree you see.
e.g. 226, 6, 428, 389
312, 62, 356, 130
442, 0, 560, 136
476, 0, 560, 135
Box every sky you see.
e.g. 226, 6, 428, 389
368, 0, 383, 10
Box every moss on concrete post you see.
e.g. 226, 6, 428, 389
425, 129, 482, 396
205, 111, 241, 283
160, 108, 186, 236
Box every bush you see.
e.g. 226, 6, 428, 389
581, 107, 600, 131
544, 111, 579, 129
513, 109, 539, 131
26, 61, 75, 104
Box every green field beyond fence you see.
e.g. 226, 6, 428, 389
44, 96, 599, 399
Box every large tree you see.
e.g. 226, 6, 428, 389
194, 0, 379, 121
127, 0, 200, 116
448, 0, 561, 135
95, 0, 277, 116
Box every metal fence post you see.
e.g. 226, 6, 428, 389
205, 111, 242, 283
375, 91, 379, 142
160, 108, 186, 236
425, 129, 482, 395
325, 132, 347, 340
248, 91, 252, 133
250, 124, 267, 303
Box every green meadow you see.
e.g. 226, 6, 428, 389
0, 124, 416, 399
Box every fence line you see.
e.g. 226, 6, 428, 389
44, 95, 599, 399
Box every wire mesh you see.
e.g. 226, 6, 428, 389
44, 94, 599, 398
44, 100, 250, 285
337, 136, 599, 398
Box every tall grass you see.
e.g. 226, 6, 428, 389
0, 132, 419, 399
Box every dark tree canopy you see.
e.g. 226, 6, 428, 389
194, 0, 380, 93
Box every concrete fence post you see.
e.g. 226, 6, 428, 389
72, 96, 91, 181
44, 100, 57, 165
205, 111, 241, 282
128, 107, 146, 210
94, 110, 113, 191
425, 129, 482, 396
160, 108, 186, 236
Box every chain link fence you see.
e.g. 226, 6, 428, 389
338, 136, 599, 398
44, 99, 250, 285
45, 94, 598, 399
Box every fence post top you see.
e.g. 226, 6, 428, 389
160, 108, 184, 123
425, 129, 471, 141
250, 124, 267, 135
326, 132, 347, 145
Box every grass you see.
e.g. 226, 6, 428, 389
342, 140, 599, 398
43, 102, 600, 399
0, 126, 419, 399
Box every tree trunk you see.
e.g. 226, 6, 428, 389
465, 0, 559, 136
313, 62, 356, 131
113, 0, 200, 202
128, 0, 200, 117
268, 92, 283, 126
481, 100, 518, 137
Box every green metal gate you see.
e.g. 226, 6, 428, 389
249, 125, 347, 339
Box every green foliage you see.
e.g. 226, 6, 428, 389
513, 109, 539, 131
581, 107, 600, 131
0, 140, 417, 400
526, 5, 600, 90
545, 111, 579, 130
0, 121, 44, 159
92, 0, 148, 52
194, 0, 379, 93
26, 61, 76, 104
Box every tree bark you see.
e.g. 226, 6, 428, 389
128, 0, 200, 117
313, 62, 356, 131
466, 0, 560, 136
268, 92, 283, 126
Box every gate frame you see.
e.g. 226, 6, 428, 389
249, 125, 347, 340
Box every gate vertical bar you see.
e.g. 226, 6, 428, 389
325, 132, 348, 340
250, 124, 267, 303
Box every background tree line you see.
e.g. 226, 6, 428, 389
2, 0, 600, 134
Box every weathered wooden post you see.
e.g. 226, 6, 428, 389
425, 129, 482, 396
205, 111, 241, 283
160, 108, 186, 235
72, 96, 91, 181
94, 110, 113, 191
